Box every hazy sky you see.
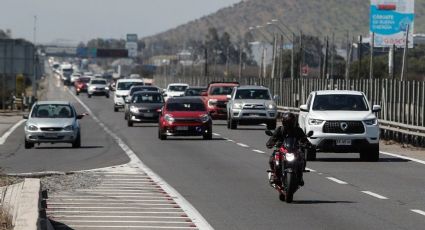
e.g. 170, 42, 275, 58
0, 0, 240, 44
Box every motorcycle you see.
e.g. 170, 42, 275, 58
265, 130, 313, 203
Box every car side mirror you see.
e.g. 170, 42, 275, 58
372, 105, 381, 113
77, 113, 89, 119
201, 92, 208, 96
307, 131, 314, 137
273, 95, 279, 101
265, 130, 274, 136
22, 114, 29, 119
226, 95, 231, 99
300, 104, 309, 112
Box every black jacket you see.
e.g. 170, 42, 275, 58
266, 126, 309, 149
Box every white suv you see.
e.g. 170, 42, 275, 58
114, 79, 144, 112
298, 90, 381, 161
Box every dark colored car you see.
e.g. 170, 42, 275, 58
184, 87, 207, 97
74, 77, 91, 95
127, 91, 165, 127
124, 86, 162, 120
158, 97, 212, 140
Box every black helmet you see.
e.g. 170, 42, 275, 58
281, 112, 296, 129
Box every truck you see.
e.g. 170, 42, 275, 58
201, 82, 239, 120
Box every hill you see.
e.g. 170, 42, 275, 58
142, 0, 425, 47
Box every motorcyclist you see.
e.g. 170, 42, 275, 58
266, 112, 311, 186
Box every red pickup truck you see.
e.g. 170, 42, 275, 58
201, 82, 239, 120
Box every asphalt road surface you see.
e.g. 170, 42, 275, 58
1, 73, 425, 229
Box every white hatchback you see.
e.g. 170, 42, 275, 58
298, 90, 381, 161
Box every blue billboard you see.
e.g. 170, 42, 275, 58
370, 0, 415, 48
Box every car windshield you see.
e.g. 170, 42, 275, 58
31, 104, 74, 118
117, 82, 140, 90
79, 78, 90, 83
130, 87, 158, 95
91, 80, 106, 85
133, 94, 163, 103
169, 85, 188, 92
184, 88, 205, 96
235, 89, 271, 100
210, 86, 234, 95
62, 68, 73, 73
312, 94, 369, 111
166, 102, 205, 111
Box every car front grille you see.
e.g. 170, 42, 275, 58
323, 121, 365, 134
174, 118, 200, 123
216, 101, 227, 108
40, 127, 63, 131
243, 104, 265, 110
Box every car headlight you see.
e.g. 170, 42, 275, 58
105, 87, 109, 90
286, 153, 295, 162
308, 119, 324, 125
164, 114, 175, 123
64, 125, 74, 131
233, 103, 243, 109
199, 114, 210, 123
28, 125, 38, 131
130, 106, 139, 113
208, 99, 218, 108
364, 119, 378, 125
265, 102, 276, 110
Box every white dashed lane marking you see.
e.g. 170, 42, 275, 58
326, 177, 348, 185
252, 149, 265, 154
212, 133, 221, 136
236, 143, 250, 148
361, 191, 389, 200
411, 209, 425, 217
47, 172, 199, 230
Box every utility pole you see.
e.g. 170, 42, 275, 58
238, 44, 242, 80
358, 35, 363, 79
262, 47, 267, 78
324, 36, 329, 79
389, 44, 395, 79
401, 24, 410, 81
369, 32, 375, 80
271, 34, 277, 79
299, 31, 303, 78
32, 15, 38, 99
345, 31, 350, 80
204, 46, 208, 81
330, 32, 335, 79
291, 33, 295, 80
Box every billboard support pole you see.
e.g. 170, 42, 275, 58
401, 24, 410, 81
369, 32, 375, 80
389, 44, 395, 79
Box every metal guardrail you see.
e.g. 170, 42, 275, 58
277, 106, 425, 138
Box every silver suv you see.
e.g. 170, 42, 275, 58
23, 101, 86, 149
227, 85, 278, 130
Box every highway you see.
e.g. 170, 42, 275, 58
1, 73, 425, 229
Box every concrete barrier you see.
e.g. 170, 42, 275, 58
0, 178, 49, 230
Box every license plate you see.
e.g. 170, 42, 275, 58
176, 126, 189, 131
44, 133, 57, 138
336, 139, 352, 146
143, 113, 154, 118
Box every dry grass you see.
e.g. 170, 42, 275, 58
0, 209, 12, 230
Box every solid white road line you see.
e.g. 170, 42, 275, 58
237, 143, 249, 148
49, 203, 174, 206
48, 207, 179, 210
411, 209, 425, 217
48, 211, 185, 214
305, 167, 316, 172
55, 220, 190, 224
62, 226, 196, 229
252, 149, 265, 154
50, 216, 188, 219
212, 133, 221, 136
66, 87, 213, 230
361, 191, 389, 200
0, 119, 25, 145
380, 151, 425, 165
326, 177, 348, 185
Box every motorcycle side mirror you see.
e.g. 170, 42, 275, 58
307, 131, 314, 137
265, 130, 273, 136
